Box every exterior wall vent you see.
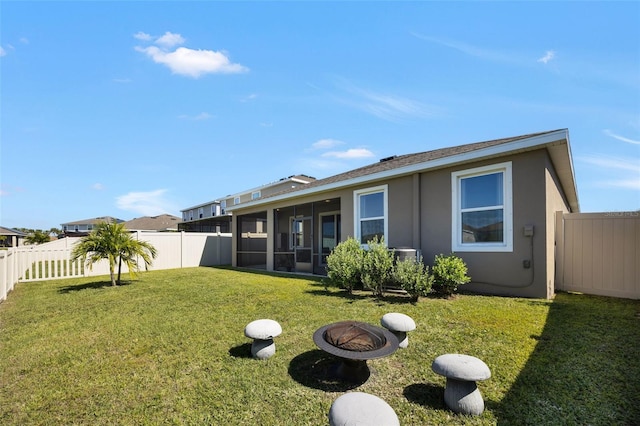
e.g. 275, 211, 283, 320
379, 155, 397, 163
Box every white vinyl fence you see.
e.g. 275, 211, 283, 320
0, 232, 231, 302
555, 211, 640, 299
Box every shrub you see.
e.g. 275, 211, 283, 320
432, 253, 471, 297
325, 237, 365, 294
361, 236, 395, 297
393, 255, 433, 301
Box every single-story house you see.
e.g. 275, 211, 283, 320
227, 129, 579, 299
61, 216, 124, 237
0, 226, 27, 247
123, 214, 182, 232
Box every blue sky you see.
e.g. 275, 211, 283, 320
2, 1, 639, 231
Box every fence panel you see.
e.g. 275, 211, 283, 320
556, 212, 640, 299
0, 232, 232, 302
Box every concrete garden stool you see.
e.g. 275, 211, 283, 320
328, 392, 400, 426
431, 353, 491, 415
381, 312, 416, 349
244, 319, 282, 360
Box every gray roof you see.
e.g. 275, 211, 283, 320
123, 214, 182, 231
229, 129, 579, 212
61, 216, 124, 226
0, 227, 27, 237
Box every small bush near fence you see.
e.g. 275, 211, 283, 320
325, 239, 464, 301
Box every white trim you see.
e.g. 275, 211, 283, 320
451, 162, 513, 252
353, 184, 388, 247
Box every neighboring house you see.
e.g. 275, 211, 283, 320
123, 214, 182, 232
179, 175, 316, 233
0, 227, 27, 247
61, 216, 124, 237
227, 129, 579, 299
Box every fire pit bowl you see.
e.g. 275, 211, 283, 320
313, 321, 399, 383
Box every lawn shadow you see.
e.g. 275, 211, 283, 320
228, 343, 252, 359
403, 383, 444, 410
58, 280, 131, 293
494, 292, 640, 425
288, 350, 365, 392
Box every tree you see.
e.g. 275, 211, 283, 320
24, 230, 51, 245
70, 221, 157, 286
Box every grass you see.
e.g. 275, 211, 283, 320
0, 267, 638, 425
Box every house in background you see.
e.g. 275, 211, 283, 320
61, 216, 124, 237
178, 175, 316, 233
0, 227, 27, 247
123, 214, 181, 232
227, 129, 579, 299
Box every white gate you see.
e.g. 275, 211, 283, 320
555, 212, 639, 299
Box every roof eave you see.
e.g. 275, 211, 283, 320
228, 129, 579, 212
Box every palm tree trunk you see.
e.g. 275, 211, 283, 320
109, 263, 117, 286
117, 256, 122, 285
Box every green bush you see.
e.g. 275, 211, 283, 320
393, 255, 433, 301
325, 237, 365, 294
432, 253, 471, 297
361, 236, 395, 297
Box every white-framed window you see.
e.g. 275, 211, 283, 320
220, 200, 227, 214
251, 191, 261, 200
189, 210, 194, 221
198, 207, 204, 218
211, 205, 217, 216
353, 185, 388, 247
234, 196, 241, 205
451, 162, 513, 252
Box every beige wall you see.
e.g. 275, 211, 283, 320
232, 148, 573, 299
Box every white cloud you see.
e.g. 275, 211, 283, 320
113, 78, 132, 83
241, 93, 258, 102
411, 33, 513, 63
604, 129, 640, 145
134, 31, 153, 41
116, 189, 174, 216
0, 46, 5, 57
312, 138, 344, 150
581, 155, 640, 190
538, 50, 556, 64
134, 31, 248, 78
179, 112, 213, 120
334, 78, 441, 122
19, 37, 29, 45
92, 183, 105, 190
322, 148, 374, 159
155, 31, 185, 48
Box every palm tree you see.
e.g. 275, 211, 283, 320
70, 221, 157, 286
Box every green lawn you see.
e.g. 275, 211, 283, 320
0, 267, 638, 425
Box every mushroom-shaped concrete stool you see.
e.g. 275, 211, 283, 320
244, 319, 282, 360
328, 392, 400, 426
381, 312, 416, 349
431, 353, 491, 415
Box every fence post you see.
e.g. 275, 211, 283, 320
554, 211, 565, 291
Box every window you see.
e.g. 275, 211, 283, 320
354, 185, 388, 246
452, 162, 512, 252
234, 197, 241, 205
251, 191, 261, 200
220, 200, 227, 214
198, 207, 204, 218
